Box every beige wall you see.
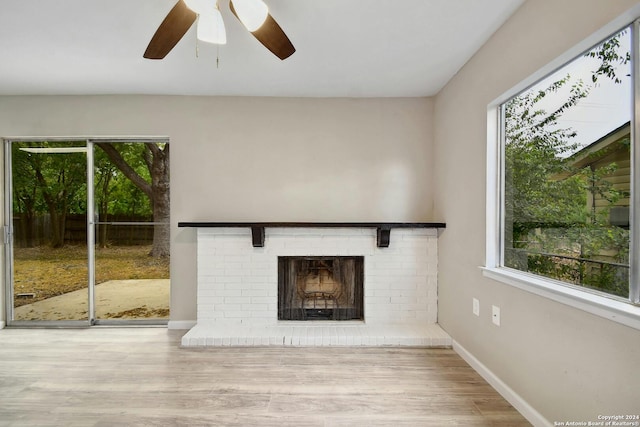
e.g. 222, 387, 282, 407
434, 0, 640, 423
0, 95, 435, 322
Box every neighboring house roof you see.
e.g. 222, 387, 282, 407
566, 122, 630, 170
551, 122, 630, 181
559, 121, 631, 227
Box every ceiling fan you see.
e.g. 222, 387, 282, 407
143, 0, 295, 61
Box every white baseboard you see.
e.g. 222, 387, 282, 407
0, 320, 5, 329
167, 320, 196, 330
452, 340, 550, 427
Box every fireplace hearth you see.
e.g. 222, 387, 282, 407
278, 256, 364, 321
179, 225, 450, 347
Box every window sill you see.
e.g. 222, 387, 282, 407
481, 267, 640, 331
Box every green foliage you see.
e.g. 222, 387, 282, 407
11, 142, 88, 247
503, 30, 631, 297
94, 145, 152, 218
526, 251, 628, 298
12, 142, 87, 215
11, 141, 162, 249
13, 142, 153, 219
586, 29, 631, 84
504, 75, 589, 228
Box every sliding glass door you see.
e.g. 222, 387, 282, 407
4, 139, 170, 325
8, 141, 90, 323
92, 141, 170, 323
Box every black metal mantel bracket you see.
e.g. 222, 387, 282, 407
251, 226, 265, 247
178, 222, 446, 248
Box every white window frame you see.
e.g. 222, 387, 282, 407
484, 13, 640, 331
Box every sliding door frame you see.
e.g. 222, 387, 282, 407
3, 137, 169, 327
89, 138, 170, 326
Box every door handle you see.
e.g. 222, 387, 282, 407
3, 226, 11, 245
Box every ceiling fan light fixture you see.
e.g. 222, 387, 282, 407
231, 0, 269, 32
183, 0, 211, 15
144, 0, 295, 60
197, 8, 227, 44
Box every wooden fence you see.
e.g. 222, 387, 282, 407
12, 214, 162, 247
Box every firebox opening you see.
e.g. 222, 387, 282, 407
278, 256, 364, 321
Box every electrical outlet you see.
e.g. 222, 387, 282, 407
472, 298, 480, 316
492, 305, 501, 326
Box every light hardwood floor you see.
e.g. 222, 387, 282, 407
0, 328, 530, 426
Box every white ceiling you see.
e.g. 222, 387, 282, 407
0, 0, 525, 97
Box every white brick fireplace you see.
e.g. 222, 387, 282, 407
180, 225, 451, 347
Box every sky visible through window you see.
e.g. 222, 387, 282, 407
527, 29, 631, 155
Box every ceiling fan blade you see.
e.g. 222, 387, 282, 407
229, 1, 295, 60
144, 0, 197, 59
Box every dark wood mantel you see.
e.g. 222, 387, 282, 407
178, 222, 446, 248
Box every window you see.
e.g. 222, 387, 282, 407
486, 20, 640, 328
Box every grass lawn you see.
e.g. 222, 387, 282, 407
13, 245, 169, 307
